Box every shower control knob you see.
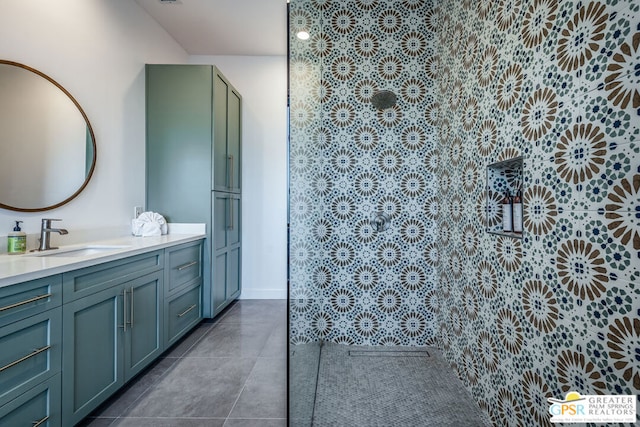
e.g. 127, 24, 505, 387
371, 212, 391, 232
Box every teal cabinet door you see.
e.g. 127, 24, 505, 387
212, 192, 229, 314
227, 196, 241, 247
62, 270, 165, 425
213, 73, 229, 192
146, 65, 213, 227
213, 252, 227, 314
227, 195, 241, 300
227, 246, 241, 298
124, 271, 163, 380
228, 88, 241, 193
212, 193, 242, 315
213, 71, 242, 193
213, 192, 229, 252
62, 285, 123, 426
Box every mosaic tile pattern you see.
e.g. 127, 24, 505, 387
289, 0, 438, 346
434, 0, 640, 424
290, 0, 639, 425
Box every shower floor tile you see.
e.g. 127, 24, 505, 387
312, 343, 488, 427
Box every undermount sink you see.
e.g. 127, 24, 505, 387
29, 245, 131, 257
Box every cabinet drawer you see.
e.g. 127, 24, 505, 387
0, 309, 62, 405
0, 373, 61, 427
63, 251, 163, 302
165, 284, 201, 348
166, 242, 202, 294
0, 276, 62, 327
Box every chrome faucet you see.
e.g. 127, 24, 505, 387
37, 218, 68, 251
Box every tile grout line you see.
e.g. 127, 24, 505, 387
87, 300, 286, 425
104, 321, 219, 421
208, 301, 276, 424
222, 356, 260, 425
94, 360, 176, 424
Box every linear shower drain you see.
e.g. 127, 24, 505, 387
348, 350, 430, 357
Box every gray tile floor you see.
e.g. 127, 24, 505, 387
80, 299, 287, 427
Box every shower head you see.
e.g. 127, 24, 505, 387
371, 90, 397, 110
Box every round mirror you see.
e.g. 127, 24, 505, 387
0, 60, 96, 212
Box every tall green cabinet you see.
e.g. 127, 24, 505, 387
146, 64, 242, 318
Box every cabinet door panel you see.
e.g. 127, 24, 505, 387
227, 196, 241, 247
0, 373, 61, 427
228, 89, 241, 193
227, 247, 241, 298
165, 283, 201, 348
167, 243, 202, 294
146, 65, 213, 225
0, 309, 61, 405
125, 272, 162, 380
63, 251, 162, 303
213, 74, 229, 191
63, 287, 122, 426
213, 253, 227, 313
213, 193, 228, 251
0, 275, 61, 327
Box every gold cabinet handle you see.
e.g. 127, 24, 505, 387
177, 304, 197, 318
0, 293, 51, 312
32, 415, 49, 427
0, 345, 51, 373
177, 261, 197, 271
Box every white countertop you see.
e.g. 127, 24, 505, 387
0, 232, 206, 288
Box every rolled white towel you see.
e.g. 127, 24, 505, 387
131, 211, 168, 237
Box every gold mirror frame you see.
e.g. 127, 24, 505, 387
0, 60, 97, 212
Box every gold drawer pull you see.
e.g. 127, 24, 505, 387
33, 415, 49, 427
0, 293, 52, 312
177, 261, 197, 271
177, 304, 197, 318
0, 345, 51, 373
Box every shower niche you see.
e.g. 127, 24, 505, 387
486, 157, 523, 239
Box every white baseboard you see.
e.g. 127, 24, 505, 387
239, 288, 287, 299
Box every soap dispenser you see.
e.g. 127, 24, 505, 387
7, 221, 27, 254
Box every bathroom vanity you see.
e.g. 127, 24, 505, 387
0, 233, 205, 426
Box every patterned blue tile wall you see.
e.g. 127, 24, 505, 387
434, 0, 639, 425
289, 0, 640, 425
289, 0, 439, 346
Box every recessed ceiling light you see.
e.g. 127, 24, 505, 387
296, 31, 310, 40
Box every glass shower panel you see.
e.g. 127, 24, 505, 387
288, 0, 439, 424
288, 1, 324, 425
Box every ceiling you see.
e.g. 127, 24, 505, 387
134, 0, 288, 56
